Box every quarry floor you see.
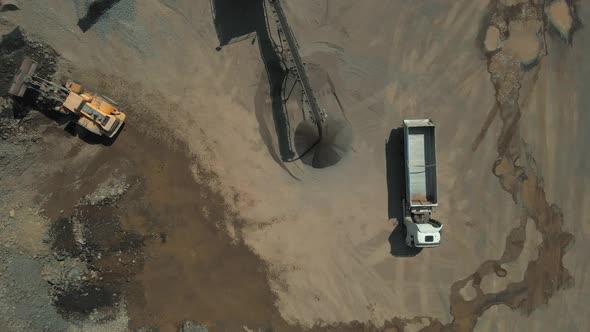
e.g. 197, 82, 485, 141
0, 1, 589, 331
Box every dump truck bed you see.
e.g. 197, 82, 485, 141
403, 119, 438, 207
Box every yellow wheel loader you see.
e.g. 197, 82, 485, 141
8, 57, 126, 138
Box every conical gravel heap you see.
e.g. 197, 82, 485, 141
294, 116, 352, 168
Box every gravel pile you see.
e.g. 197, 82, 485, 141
0, 249, 70, 331
80, 173, 129, 206
41, 257, 92, 288
179, 320, 209, 332
0, 26, 59, 99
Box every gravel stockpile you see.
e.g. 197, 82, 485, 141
80, 174, 129, 206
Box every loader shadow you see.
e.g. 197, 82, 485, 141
11, 88, 70, 126
64, 121, 124, 147
386, 128, 422, 257
211, 0, 296, 162
77, 0, 122, 32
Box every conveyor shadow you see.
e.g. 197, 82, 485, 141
386, 127, 422, 257
211, 0, 296, 162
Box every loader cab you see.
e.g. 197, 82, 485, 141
77, 97, 125, 138
94, 96, 125, 138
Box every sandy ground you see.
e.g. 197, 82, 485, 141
0, 0, 588, 331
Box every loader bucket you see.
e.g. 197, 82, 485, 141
8, 57, 37, 97
0, 0, 19, 12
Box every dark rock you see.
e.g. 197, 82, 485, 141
52, 252, 66, 261
0, 27, 25, 53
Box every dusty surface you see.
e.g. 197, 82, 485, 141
503, 20, 544, 65
546, 0, 574, 38
0, 0, 588, 331
484, 26, 501, 52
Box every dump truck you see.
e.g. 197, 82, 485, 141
402, 119, 442, 248
8, 57, 126, 138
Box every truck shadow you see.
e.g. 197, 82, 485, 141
211, 0, 297, 163
0, 0, 19, 12
386, 128, 422, 257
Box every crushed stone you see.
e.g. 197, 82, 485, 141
80, 173, 129, 206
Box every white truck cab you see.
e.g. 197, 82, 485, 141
402, 204, 442, 247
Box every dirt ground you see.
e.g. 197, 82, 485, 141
0, 0, 589, 331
